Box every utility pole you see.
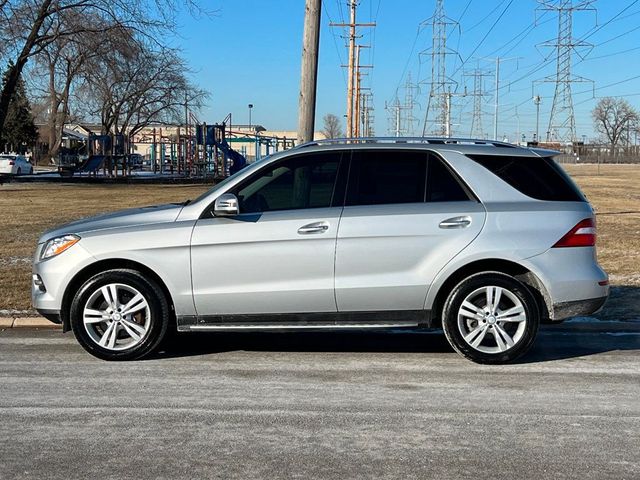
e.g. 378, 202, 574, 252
297, 0, 322, 144
346, 44, 372, 138
330, 2, 375, 138
535, 0, 595, 143
443, 88, 467, 138
533, 95, 542, 142
480, 56, 518, 141
493, 58, 500, 141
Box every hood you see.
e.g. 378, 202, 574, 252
40, 203, 184, 242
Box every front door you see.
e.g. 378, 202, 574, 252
191, 151, 344, 317
335, 150, 486, 312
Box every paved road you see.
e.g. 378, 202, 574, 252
1, 324, 639, 480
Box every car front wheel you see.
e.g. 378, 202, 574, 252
70, 269, 169, 360
441, 272, 539, 364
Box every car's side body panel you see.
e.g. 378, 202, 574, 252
335, 201, 485, 311
190, 207, 342, 315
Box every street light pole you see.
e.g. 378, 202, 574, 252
248, 104, 253, 131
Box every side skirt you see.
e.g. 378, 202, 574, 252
177, 310, 432, 332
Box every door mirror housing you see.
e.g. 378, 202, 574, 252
213, 193, 240, 216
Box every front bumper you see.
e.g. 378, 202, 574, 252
37, 309, 62, 325
32, 242, 96, 315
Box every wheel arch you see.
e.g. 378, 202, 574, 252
429, 258, 552, 327
60, 258, 175, 332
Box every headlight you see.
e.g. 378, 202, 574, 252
41, 234, 81, 260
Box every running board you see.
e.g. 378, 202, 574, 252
185, 322, 420, 332
177, 310, 432, 332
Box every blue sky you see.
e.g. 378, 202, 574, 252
173, 1, 640, 141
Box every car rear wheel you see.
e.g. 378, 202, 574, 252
441, 272, 539, 364
70, 269, 169, 360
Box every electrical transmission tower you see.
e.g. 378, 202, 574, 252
535, 1, 595, 143
464, 66, 492, 138
386, 72, 418, 137
419, 0, 460, 137
361, 92, 375, 136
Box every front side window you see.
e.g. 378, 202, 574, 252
346, 150, 427, 206
233, 153, 341, 213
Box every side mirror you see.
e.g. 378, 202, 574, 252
213, 193, 240, 216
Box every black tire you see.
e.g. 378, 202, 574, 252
441, 272, 540, 364
16, 167, 21, 175
70, 269, 169, 361
29, 167, 33, 175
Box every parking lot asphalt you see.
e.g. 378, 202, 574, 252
1, 323, 639, 480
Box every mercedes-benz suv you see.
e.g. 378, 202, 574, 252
32, 138, 609, 363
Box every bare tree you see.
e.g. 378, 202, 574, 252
80, 38, 207, 139
592, 97, 639, 151
321, 113, 343, 139
0, 0, 208, 132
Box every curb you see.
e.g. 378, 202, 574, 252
1, 317, 638, 331
0, 317, 61, 329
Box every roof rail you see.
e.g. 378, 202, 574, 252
294, 136, 518, 149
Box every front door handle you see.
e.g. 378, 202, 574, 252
439, 216, 472, 229
298, 221, 329, 234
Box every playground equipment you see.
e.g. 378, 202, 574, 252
59, 133, 129, 177
194, 123, 247, 177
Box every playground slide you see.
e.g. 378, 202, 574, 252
216, 140, 247, 175
77, 155, 104, 173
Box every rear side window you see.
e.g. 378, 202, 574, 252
346, 151, 426, 206
467, 154, 585, 202
427, 156, 472, 202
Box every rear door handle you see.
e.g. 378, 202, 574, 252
439, 216, 472, 229
298, 221, 329, 234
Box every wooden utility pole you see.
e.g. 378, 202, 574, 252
330, 2, 375, 138
353, 45, 372, 138
297, 0, 322, 144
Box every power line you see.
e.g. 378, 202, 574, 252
451, 0, 515, 79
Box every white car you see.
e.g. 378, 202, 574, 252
0, 154, 33, 175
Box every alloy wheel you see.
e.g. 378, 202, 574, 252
82, 283, 151, 351
456, 285, 527, 354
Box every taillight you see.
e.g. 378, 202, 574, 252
553, 218, 596, 248
9, 161, 15, 165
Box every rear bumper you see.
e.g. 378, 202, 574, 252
552, 295, 608, 321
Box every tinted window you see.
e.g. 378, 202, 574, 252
427, 156, 471, 202
234, 153, 340, 213
346, 151, 426, 206
467, 154, 586, 202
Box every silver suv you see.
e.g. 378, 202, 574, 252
32, 138, 609, 363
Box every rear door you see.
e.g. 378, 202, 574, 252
334, 149, 486, 312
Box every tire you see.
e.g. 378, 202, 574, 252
441, 272, 539, 364
70, 269, 169, 360
29, 167, 33, 175
16, 167, 21, 175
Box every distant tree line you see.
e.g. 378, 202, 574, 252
0, 0, 209, 160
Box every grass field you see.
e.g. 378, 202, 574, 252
1, 164, 639, 319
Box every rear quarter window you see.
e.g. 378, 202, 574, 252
467, 154, 586, 202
